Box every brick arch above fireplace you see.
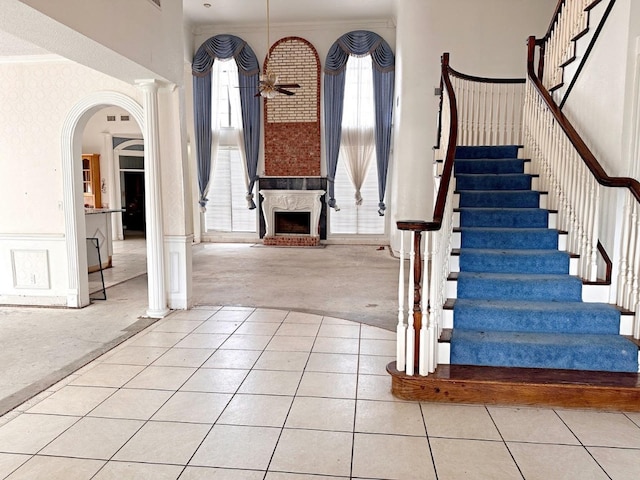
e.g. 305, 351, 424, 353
264, 37, 321, 177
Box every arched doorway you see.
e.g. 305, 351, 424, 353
61, 92, 145, 309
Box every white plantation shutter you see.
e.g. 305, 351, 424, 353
204, 147, 256, 232
204, 59, 257, 233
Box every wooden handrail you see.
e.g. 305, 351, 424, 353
447, 66, 525, 85
526, 36, 640, 203
397, 52, 459, 233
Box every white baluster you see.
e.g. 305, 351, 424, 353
617, 194, 632, 307
588, 181, 600, 282
626, 203, 639, 310
629, 208, 640, 318
419, 232, 429, 376
406, 231, 416, 376
396, 230, 407, 372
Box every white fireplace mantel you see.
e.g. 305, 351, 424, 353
259, 189, 324, 237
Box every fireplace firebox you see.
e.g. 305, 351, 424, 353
275, 212, 311, 235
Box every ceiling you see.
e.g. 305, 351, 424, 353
183, 0, 396, 28
0, 0, 396, 58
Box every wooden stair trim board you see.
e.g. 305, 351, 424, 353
585, 0, 604, 12
572, 29, 589, 43
550, 82, 564, 93
560, 54, 577, 68
387, 362, 640, 411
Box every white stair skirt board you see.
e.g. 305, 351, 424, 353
619, 313, 635, 336
558, 232, 568, 251
443, 308, 454, 329
452, 231, 461, 249
531, 176, 540, 191
438, 342, 451, 365
453, 193, 460, 209
582, 283, 611, 303
446, 278, 457, 299
569, 256, 579, 276
539, 192, 548, 209
450, 255, 460, 273
553, 0, 609, 103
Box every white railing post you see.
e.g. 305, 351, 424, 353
405, 231, 416, 376
396, 230, 407, 372
419, 231, 429, 376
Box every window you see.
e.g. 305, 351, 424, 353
203, 59, 256, 233
330, 55, 385, 235
204, 147, 256, 232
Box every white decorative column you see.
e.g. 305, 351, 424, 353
136, 80, 169, 318
390, 0, 438, 255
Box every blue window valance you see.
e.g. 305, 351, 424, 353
324, 30, 395, 215
192, 34, 260, 210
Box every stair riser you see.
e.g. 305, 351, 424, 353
453, 192, 548, 209
452, 230, 566, 250
458, 251, 569, 274
450, 340, 638, 373
458, 191, 541, 208
457, 276, 583, 302
454, 211, 557, 229
450, 254, 577, 275
453, 308, 620, 335
459, 230, 560, 250
444, 307, 633, 336
456, 175, 533, 191
455, 159, 525, 175
455, 145, 520, 159
460, 209, 550, 228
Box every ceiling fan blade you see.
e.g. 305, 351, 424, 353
276, 88, 295, 96
275, 83, 300, 88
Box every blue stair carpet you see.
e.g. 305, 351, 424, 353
450, 145, 638, 373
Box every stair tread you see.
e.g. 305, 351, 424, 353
450, 330, 639, 373
457, 207, 547, 212
457, 189, 541, 193
456, 158, 521, 162
452, 329, 634, 345
457, 271, 578, 280
453, 298, 619, 313
456, 173, 534, 177
459, 248, 567, 255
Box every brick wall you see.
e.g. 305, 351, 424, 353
264, 37, 321, 177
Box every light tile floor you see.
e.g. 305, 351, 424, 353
1, 306, 640, 479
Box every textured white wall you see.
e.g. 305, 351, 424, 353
14, 0, 185, 85
0, 59, 140, 234
562, 1, 631, 177
0, 59, 142, 304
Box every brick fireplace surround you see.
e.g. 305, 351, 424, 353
260, 36, 324, 246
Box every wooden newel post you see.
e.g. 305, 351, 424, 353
412, 230, 423, 369
397, 220, 431, 374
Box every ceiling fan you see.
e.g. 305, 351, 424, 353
257, 0, 300, 98
257, 72, 299, 98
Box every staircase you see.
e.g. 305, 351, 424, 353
388, 143, 640, 411
447, 145, 638, 373
390, 0, 640, 409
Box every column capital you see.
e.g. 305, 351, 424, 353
135, 79, 176, 92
